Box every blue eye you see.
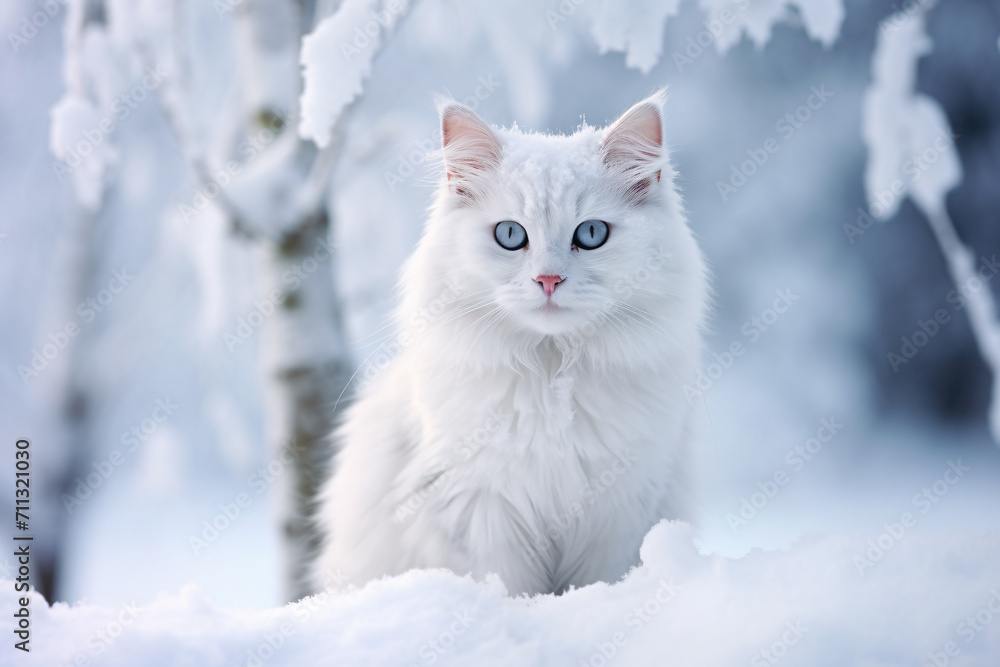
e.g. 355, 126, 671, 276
573, 220, 609, 250
495, 221, 528, 250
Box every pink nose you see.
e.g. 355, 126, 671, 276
535, 275, 564, 297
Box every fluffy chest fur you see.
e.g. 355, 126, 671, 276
396, 349, 693, 594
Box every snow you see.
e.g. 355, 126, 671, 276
300, 0, 847, 137
299, 0, 413, 148
788, 0, 844, 48
861, 6, 960, 221
552, 0, 847, 75
48, 18, 123, 212
48, 92, 111, 211
587, 0, 683, 74
8, 520, 1000, 665
691, 0, 844, 56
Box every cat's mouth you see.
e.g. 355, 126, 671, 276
516, 299, 584, 335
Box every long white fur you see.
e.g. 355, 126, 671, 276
311, 90, 708, 596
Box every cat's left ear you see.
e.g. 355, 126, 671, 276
601, 90, 667, 201
439, 101, 503, 200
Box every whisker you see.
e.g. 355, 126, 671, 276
349, 287, 496, 346
425, 305, 504, 380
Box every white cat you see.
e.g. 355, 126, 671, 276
311, 91, 708, 596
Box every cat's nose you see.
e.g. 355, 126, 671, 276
535, 274, 564, 297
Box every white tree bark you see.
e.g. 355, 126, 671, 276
151, 0, 362, 599
260, 209, 352, 599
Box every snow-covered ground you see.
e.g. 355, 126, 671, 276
6, 521, 1000, 666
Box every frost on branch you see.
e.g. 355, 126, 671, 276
49, 0, 175, 210
583, 0, 844, 72
50, 93, 114, 211
49, 9, 119, 211
299, 0, 412, 147
587, 0, 683, 74
697, 0, 844, 54
862, 5, 1000, 444
861, 9, 959, 219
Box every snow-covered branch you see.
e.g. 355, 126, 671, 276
299, 0, 413, 147
862, 2, 1000, 444
579, 0, 845, 74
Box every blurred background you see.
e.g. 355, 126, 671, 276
1, 0, 999, 609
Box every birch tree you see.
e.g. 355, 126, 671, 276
33, 0, 122, 603
148, 0, 351, 600
47, 0, 416, 600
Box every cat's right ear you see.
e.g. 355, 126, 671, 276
439, 101, 502, 200
601, 90, 668, 205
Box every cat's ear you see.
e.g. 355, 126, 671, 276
439, 101, 503, 200
601, 90, 667, 203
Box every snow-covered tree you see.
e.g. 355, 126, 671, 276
46, 0, 412, 600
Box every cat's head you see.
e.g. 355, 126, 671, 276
417, 91, 703, 354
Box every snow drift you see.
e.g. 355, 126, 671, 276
6, 521, 1000, 666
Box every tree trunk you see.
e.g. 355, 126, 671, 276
261, 209, 353, 600
151, 0, 356, 600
